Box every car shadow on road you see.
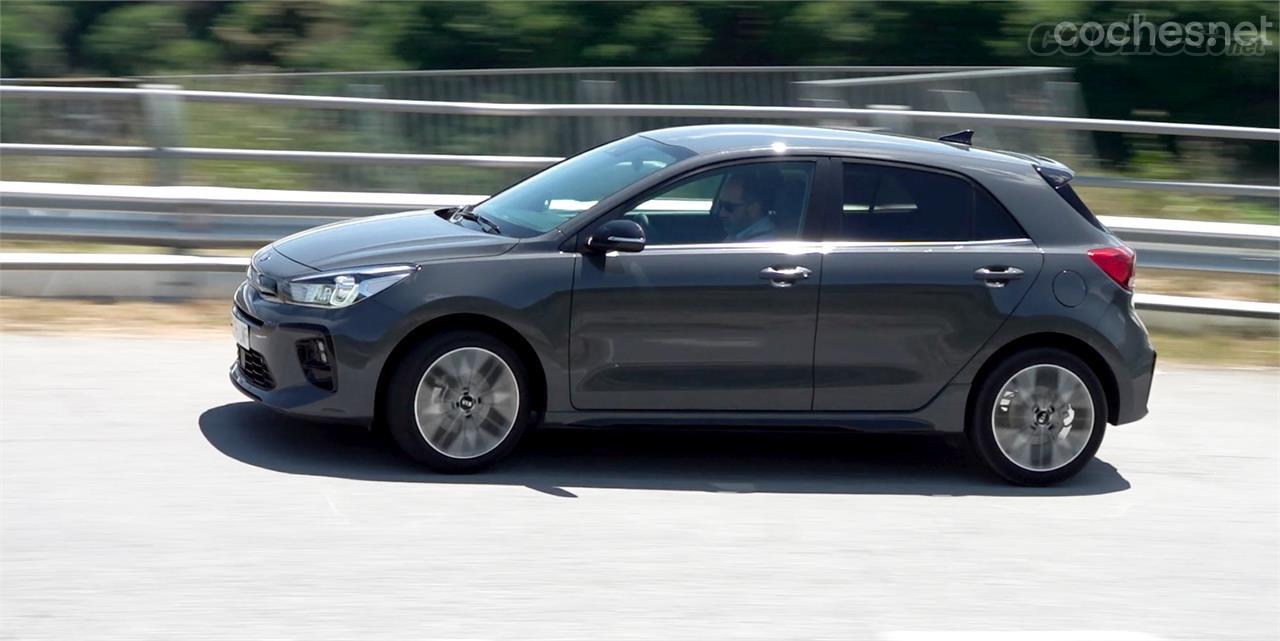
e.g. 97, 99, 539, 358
199, 402, 1130, 497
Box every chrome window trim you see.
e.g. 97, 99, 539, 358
642, 237, 1033, 251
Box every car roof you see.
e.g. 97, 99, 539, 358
641, 124, 1046, 172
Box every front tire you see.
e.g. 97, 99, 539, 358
968, 347, 1108, 486
385, 331, 531, 473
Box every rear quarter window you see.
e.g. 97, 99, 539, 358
973, 186, 1027, 240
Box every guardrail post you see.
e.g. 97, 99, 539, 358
347, 83, 390, 190
576, 80, 623, 147
1046, 81, 1097, 164
140, 84, 185, 185
792, 81, 855, 129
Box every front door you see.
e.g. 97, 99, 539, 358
570, 160, 824, 411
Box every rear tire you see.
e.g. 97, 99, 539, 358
385, 331, 532, 473
968, 347, 1108, 486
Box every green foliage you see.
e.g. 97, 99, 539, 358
0, 2, 72, 77
3, 1, 1272, 125
584, 4, 709, 64
81, 3, 219, 75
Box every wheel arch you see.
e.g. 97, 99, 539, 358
965, 332, 1121, 427
374, 313, 548, 428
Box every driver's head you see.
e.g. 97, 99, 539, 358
718, 174, 768, 236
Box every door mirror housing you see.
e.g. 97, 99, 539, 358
586, 219, 646, 253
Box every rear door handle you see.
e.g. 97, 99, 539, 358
974, 265, 1024, 288
760, 265, 812, 288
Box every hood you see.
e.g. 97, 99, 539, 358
271, 209, 517, 271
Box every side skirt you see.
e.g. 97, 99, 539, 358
543, 383, 971, 434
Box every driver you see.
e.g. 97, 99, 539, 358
718, 172, 777, 242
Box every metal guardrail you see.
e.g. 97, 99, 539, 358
4, 85, 1278, 141
0, 253, 251, 272
2, 145, 1274, 199
0, 181, 475, 216
796, 67, 1075, 87
2, 182, 1276, 274
3, 84, 1275, 197
1, 75, 1274, 320
1134, 293, 1280, 320
135, 65, 1027, 80
0, 143, 561, 168
1069, 176, 1279, 199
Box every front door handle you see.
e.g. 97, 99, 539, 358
760, 265, 813, 288
974, 265, 1024, 288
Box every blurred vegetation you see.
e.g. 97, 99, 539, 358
4, 2, 1274, 128
1, 1, 1276, 223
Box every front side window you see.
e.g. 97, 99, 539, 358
614, 161, 815, 246
473, 136, 695, 238
837, 163, 1023, 242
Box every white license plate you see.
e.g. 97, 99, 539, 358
231, 314, 251, 350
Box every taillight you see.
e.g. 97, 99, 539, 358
1087, 246, 1136, 290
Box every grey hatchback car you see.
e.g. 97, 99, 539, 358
230, 124, 1155, 485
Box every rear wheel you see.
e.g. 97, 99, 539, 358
385, 331, 531, 473
968, 347, 1108, 485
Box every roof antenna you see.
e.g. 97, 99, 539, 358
938, 129, 974, 145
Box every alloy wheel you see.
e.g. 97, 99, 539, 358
990, 364, 1095, 472
413, 347, 521, 460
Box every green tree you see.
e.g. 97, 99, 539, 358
0, 2, 72, 77
80, 3, 220, 75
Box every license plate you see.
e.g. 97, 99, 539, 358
231, 313, 251, 350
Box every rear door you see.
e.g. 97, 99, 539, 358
813, 160, 1043, 411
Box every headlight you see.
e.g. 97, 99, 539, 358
282, 265, 416, 308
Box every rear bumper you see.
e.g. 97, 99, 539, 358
1114, 349, 1155, 425
1101, 299, 1157, 426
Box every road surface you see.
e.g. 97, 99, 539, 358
2, 334, 1277, 640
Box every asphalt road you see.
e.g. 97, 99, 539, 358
2, 334, 1277, 641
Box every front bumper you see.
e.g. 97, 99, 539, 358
229, 282, 401, 425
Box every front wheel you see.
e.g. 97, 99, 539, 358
385, 331, 532, 473
968, 348, 1108, 486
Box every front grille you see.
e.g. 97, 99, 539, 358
237, 346, 276, 390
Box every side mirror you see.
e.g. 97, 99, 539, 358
586, 219, 646, 253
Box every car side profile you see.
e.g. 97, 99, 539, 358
230, 124, 1155, 485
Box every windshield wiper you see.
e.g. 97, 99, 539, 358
448, 204, 502, 235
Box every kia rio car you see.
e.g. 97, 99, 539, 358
230, 124, 1155, 485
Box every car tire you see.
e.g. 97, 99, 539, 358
385, 331, 531, 473
968, 347, 1108, 486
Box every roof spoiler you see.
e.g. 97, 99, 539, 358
937, 129, 974, 145
1033, 160, 1075, 188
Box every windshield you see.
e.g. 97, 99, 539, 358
473, 135, 695, 238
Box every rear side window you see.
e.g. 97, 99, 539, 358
836, 163, 1024, 242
